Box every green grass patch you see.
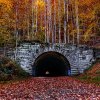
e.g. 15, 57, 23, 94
95, 70, 100, 74
77, 75, 100, 85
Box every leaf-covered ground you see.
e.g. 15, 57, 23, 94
76, 62, 100, 85
0, 77, 100, 100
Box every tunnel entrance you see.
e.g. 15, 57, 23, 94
33, 51, 70, 77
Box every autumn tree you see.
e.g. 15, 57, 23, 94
0, 0, 14, 47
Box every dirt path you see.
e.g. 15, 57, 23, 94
0, 77, 100, 100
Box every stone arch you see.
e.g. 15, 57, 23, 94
33, 51, 71, 77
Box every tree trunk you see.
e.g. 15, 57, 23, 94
15, 0, 19, 60
75, 0, 80, 45
64, 0, 67, 44
54, 0, 57, 43
58, 0, 61, 43
32, 0, 34, 40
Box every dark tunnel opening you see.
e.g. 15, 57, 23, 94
33, 51, 71, 77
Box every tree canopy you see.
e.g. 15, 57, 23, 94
0, 0, 100, 46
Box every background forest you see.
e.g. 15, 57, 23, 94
0, 0, 100, 47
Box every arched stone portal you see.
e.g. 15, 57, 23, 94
33, 51, 71, 77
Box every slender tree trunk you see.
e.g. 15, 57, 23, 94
44, 0, 47, 43
54, 0, 56, 43
72, 1, 77, 45
27, 15, 30, 40
67, 0, 69, 44
26, 0, 30, 40
32, 0, 34, 40
47, 0, 51, 43
52, 6, 54, 44
49, 0, 54, 44
15, 0, 19, 60
45, 0, 49, 43
58, 0, 61, 43
70, 1, 75, 45
73, 33, 75, 45
3, 43, 6, 57
75, 0, 80, 45
36, 4, 38, 35
64, 0, 67, 44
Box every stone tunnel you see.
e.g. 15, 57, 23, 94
33, 51, 71, 77
6, 42, 94, 76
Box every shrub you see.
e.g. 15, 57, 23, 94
0, 57, 29, 81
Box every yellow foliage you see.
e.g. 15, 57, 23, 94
0, 0, 12, 11
79, 10, 95, 19
84, 22, 96, 41
35, 0, 45, 8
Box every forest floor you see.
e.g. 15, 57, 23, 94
76, 59, 100, 85
0, 76, 100, 100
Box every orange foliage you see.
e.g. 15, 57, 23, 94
0, 0, 12, 10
